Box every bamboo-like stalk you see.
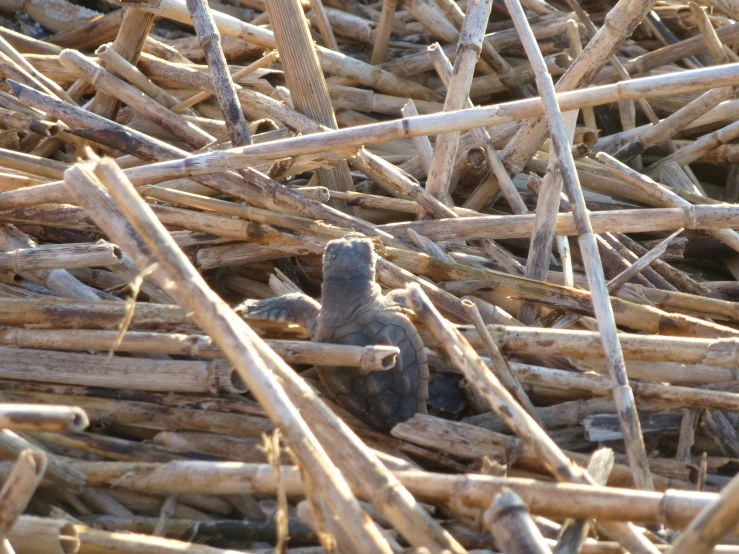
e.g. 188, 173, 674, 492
0, 449, 46, 543
405, 284, 660, 554
185, 0, 251, 146
59, 50, 215, 149
0, 224, 101, 303
613, 86, 735, 163
6, 80, 391, 242
0, 430, 85, 493
484, 488, 553, 554
512, 0, 651, 493
28, 62, 739, 198
0, 108, 59, 138
107, 0, 440, 100
0, 390, 274, 440
597, 152, 739, 254
171, 49, 279, 113
309, 0, 339, 50
0, 36, 71, 104
553, 449, 614, 554
0, 406, 88, 433
462, 299, 541, 425
424, 0, 493, 205
502, 0, 660, 174
565, 18, 595, 131
427, 43, 527, 215
371, 0, 397, 64
94, 44, 195, 115
68, 157, 465, 554
59, 459, 739, 530
607, 229, 683, 292
0, 347, 248, 394
265, 0, 356, 214
0, 327, 398, 370
7, 516, 79, 554
0, 243, 121, 273
668, 470, 739, 554
379, 205, 739, 241
75, 8, 155, 158
402, 100, 434, 176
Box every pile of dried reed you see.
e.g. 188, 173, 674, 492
1, 0, 739, 552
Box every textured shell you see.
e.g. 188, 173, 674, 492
315, 306, 429, 431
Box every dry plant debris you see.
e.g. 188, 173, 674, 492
2, 0, 739, 552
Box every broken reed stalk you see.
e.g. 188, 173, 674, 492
553, 449, 614, 554
8, 516, 79, 554
596, 152, 739, 253
94, 43, 193, 114
371, 0, 397, 64
42, 62, 739, 197
0, 327, 398, 370
484, 488, 553, 554
505, 0, 652, 492
668, 470, 739, 554
0, 243, 121, 273
607, 229, 683, 293
427, 43, 527, 215
6, 80, 390, 242
171, 49, 279, 113
462, 299, 541, 425
0, 405, 88, 432
265, 0, 355, 214
64, 156, 394, 554
56, 459, 739, 533
424, 0, 494, 205
185, 0, 252, 146
0, 347, 249, 395
0, 449, 46, 542
402, 100, 434, 176
613, 85, 736, 163
405, 284, 660, 554
501, 0, 659, 175
66, 157, 466, 554
59, 50, 215, 149
75, 7, 155, 158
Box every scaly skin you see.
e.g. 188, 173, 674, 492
236, 234, 429, 431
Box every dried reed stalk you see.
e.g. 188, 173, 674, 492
67, 159, 395, 554
266, 0, 356, 213
501, 0, 659, 175
0, 327, 397, 370
0, 449, 46, 542
405, 284, 659, 554
0, 406, 87, 433
508, 0, 652, 492
171, 49, 279, 113
185, 0, 251, 146
75, 8, 155, 158
7, 516, 78, 554
57, 62, 739, 191
72, 458, 739, 531
7, 80, 389, 242
109, 0, 440, 101
424, 0, 493, 205
484, 488, 553, 554
0, 243, 120, 273
597, 152, 739, 254
427, 43, 527, 215
371, 0, 397, 64
668, 470, 739, 554
59, 50, 215, 149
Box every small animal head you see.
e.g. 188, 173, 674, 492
322, 233, 375, 282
